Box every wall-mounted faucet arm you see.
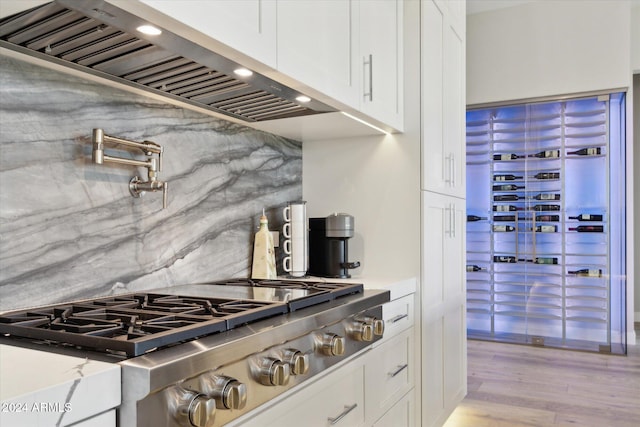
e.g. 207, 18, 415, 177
91, 128, 168, 209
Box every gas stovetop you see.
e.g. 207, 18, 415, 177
0, 279, 363, 357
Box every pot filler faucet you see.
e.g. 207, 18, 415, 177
91, 128, 168, 209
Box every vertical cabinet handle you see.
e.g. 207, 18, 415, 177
444, 152, 456, 187
447, 203, 456, 238
443, 154, 451, 184
328, 403, 358, 425
363, 54, 373, 102
451, 153, 456, 187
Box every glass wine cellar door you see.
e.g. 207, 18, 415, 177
465, 93, 627, 354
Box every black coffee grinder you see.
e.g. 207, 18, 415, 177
308, 213, 361, 278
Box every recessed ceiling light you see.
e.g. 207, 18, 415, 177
234, 68, 253, 77
296, 95, 311, 103
136, 25, 162, 36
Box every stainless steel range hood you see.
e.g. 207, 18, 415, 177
0, 0, 337, 123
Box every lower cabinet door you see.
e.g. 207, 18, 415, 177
366, 328, 414, 422
372, 390, 415, 427
241, 359, 366, 427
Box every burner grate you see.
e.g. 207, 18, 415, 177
209, 279, 364, 311
0, 293, 288, 356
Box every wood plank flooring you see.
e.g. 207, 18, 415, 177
443, 337, 640, 427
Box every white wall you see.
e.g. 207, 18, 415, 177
467, 0, 635, 343
467, 0, 631, 105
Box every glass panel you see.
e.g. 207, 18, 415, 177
465, 93, 627, 354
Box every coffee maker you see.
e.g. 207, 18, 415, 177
308, 213, 360, 278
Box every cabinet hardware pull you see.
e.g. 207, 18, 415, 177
363, 54, 373, 101
451, 203, 456, 238
444, 153, 452, 184
390, 314, 408, 323
451, 153, 456, 186
389, 364, 409, 378
328, 403, 358, 425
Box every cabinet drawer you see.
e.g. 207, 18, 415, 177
242, 360, 365, 427
381, 294, 414, 341
366, 328, 414, 419
372, 389, 415, 427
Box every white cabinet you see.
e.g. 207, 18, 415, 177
277, 0, 359, 109
421, 0, 465, 198
420, 2, 466, 422
358, 0, 404, 130
366, 292, 416, 427
139, 0, 277, 68
372, 390, 415, 427
277, 0, 403, 131
420, 191, 467, 427
365, 328, 414, 424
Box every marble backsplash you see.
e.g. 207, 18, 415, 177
0, 55, 302, 311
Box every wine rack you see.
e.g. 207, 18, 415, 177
465, 93, 627, 354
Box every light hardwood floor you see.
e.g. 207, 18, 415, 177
443, 336, 640, 427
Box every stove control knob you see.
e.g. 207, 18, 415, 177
348, 321, 374, 342
283, 349, 309, 375
319, 333, 345, 356
258, 357, 290, 386
364, 316, 385, 336
189, 395, 217, 427
167, 387, 216, 427
200, 374, 248, 410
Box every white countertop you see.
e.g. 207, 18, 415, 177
0, 344, 121, 426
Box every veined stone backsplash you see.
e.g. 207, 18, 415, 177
0, 55, 302, 311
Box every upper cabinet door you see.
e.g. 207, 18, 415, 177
359, 0, 404, 131
276, 0, 360, 108
139, 0, 277, 68
422, 0, 465, 198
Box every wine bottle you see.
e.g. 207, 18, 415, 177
567, 147, 601, 156
568, 268, 602, 277
466, 265, 484, 272
494, 256, 517, 263
534, 257, 558, 265
520, 257, 559, 264
494, 215, 517, 222
467, 215, 488, 222
569, 225, 604, 232
493, 205, 520, 212
533, 225, 557, 233
532, 172, 560, 180
536, 215, 560, 222
493, 174, 523, 181
532, 204, 561, 211
493, 184, 525, 191
494, 195, 523, 201
493, 225, 516, 232
493, 153, 522, 160
532, 193, 560, 201
528, 149, 560, 158
568, 214, 603, 221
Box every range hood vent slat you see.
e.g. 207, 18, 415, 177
124, 59, 200, 84
0, 1, 336, 122
92, 46, 179, 77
